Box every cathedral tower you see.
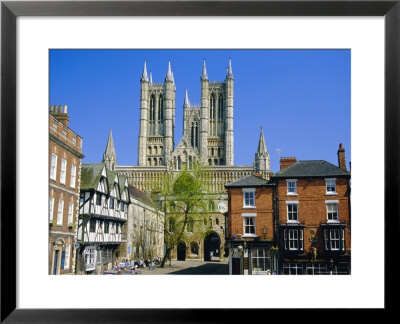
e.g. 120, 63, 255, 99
200, 59, 234, 166
103, 129, 117, 170
138, 61, 176, 166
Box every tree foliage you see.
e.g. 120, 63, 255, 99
155, 164, 214, 267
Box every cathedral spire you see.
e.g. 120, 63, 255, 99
165, 61, 174, 82
103, 129, 117, 170
184, 89, 190, 107
201, 59, 208, 80
257, 126, 268, 155
226, 58, 233, 79
141, 61, 149, 82
254, 126, 270, 175
149, 72, 153, 84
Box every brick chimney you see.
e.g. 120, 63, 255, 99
280, 157, 297, 171
50, 105, 69, 127
337, 143, 347, 171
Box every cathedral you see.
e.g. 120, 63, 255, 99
102, 59, 271, 261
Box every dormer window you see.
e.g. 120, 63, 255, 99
286, 179, 297, 195
325, 178, 337, 194
243, 188, 256, 208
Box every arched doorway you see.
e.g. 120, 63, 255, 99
204, 232, 221, 261
177, 241, 186, 261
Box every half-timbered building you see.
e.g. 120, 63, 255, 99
76, 163, 130, 274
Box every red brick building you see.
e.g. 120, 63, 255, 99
225, 144, 351, 275
225, 174, 277, 275
271, 144, 351, 275
49, 105, 84, 274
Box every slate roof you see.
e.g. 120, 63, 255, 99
272, 160, 350, 178
80, 163, 129, 196
80, 163, 105, 190
128, 185, 154, 206
225, 174, 273, 188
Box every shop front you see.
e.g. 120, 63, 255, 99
227, 240, 277, 275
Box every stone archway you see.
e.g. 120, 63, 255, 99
204, 231, 221, 261
177, 241, 186, 261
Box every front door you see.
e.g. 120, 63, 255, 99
53, 250, 59, 275
177, 241, 186, 261
232, 257, 241, 275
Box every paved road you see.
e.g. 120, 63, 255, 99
114, 259, 229, 275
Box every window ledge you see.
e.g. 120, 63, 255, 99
286, 193, 298, 196
327, 220, 340, 224
325, 192, 338, 196
287, 221, 300, 224
242, 234, 257, 238
243, 206, 256, 209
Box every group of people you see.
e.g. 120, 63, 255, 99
113, 257, 155, 273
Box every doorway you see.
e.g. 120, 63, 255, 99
177, 241, 186, 261
204, 231, 221, 261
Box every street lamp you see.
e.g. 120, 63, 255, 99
262, 225, 267, 239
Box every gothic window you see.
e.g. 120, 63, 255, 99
211, 148, 214, 156
148, 146, 152, 155
147, 158, 151, 166
210, 94, 216, 136
158, 95, 163, 121
208, 159, 212, 166
154, 158, 158, 166
150, 95, 155, 122
190, 242, 199, 255
214, 159, 218, 165
220, 159, 224, 165
210, 94, 216, 120
191, 123, 194, 147
177, 156, 182, 170
188, 156, 192, 170
154, 146, 158, 155
218, 94, 224, 120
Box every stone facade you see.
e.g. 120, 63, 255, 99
101, 60, 272, 261
119, 185, 165, 261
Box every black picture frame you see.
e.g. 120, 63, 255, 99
1, 0, 397, 322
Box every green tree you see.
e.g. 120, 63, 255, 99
156, 164, 213, 268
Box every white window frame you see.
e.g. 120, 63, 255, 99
330, 229, 341, 250
50, 153, 58, 180
251, 248, 271, 273
49, 196, 54, 222
242, 188, 256, 208
286, 179, 297, 195
286, 201, 299, 223
325, 178, 337, 195
60, 158, 67, 185
57, 199, 64, 226
242, 213, 257, 237
84, 247, 96, 271
70, 164, 76, 188
284, 228, 304, 251
67, 202, 74, 224
64, 244, 70, 270
326, 200, 339, 223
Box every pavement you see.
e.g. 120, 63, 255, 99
105, 259, 229, 275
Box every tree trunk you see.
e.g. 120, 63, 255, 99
160, 248, 171, 268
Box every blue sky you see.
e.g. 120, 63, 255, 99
50, 49, 351, 173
